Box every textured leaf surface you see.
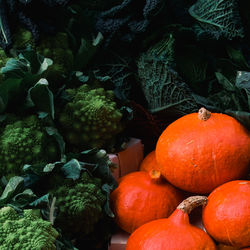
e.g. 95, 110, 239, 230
189, 0, 244, 40
137, 36, 198, 115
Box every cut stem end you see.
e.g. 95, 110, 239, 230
198, 107, 211, 121
149, 169, 162, 182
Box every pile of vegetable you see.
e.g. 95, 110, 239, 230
0, 0, 249, 249
112, 108, 250, 249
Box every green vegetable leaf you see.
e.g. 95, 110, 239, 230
29, 193, 50, 208
235, 71, 250, 108
0, 176, 24, 206
0, 47, 53, 113
1, 57, 30, 78
102, 183, 115, 218
226, 46, 250, 70
61, 159, 82, 180
45, 127, 66, 161
189, 0, 244, 40
11, 189, 37, 208
26, 78, 55, 119
0, 78, 23, 112
74, 32, 103, 70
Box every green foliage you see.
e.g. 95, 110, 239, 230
0, 206, 58, 249
137, 35, 198, 116
0, 47, 53, 114
189, 0, 244, 40
58, 84, 123, 149
0, 115, 60, 178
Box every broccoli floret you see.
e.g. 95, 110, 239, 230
0, 206, 59, 249
58, 84, 123, 149
36, 32, 74, 88
0, 115, 60, 178
50, 171, 106, 237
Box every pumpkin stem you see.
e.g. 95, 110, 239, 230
149, 169, 162, 183
177, 196, 207, 214
198, 107, 211, 121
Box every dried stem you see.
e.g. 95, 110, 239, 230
177, 196, 208, 214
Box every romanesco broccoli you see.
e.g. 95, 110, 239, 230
50, 171, 106, 237
37, 32, 74, 88
0, 49, 9, 82
12, 27, 35, 50
0, 206, 58, 249
0, 115, 60, 178
58, 84, 123, 149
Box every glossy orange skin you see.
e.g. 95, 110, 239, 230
202, 180, 250, 248
139, 150, 160, 172
126, 208, 216, 250
110, 171, 183, 233
155, 112, 250, 194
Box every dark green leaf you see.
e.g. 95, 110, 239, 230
215, 72, 235, 92
45, 127, 66, 161
74, 33, 103, 70
29, 193, 50, 208
26, 78, 55, 119
102, 183, 115, 218
235, 71, 250, 108
226, 46, 250, 70
0, 176, 24, 206
61, 159, 81, 180
0, 78, 23, 113
11, 189, 37, 208
1, 57, 30, 78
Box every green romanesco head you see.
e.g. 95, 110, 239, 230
37, 32, 74, 88
12, 27, 35, 50
0, 206, 59, 249
58, 84, 123, 149
51, 171, 106, 237
0, 49, 10, 82
0, 115, 60, 178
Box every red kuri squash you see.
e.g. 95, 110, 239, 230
156, 107, 250, 194
126, 196, 217, 250
202, 180, 250, 248
139, 150, 160, 172
110, 170, 183, 233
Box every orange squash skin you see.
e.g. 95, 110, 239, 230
155, 111, 250, 194
139, 150, 160, 172
126, 197, 216, 250
202, 180, 250, 248
110, 171, 183, 233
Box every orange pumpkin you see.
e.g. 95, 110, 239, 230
155, 107, 250, 194
110, 170, 183, 233
139, 150, 160, 172
202, 180, 250, 248
126, 196, 217, 250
